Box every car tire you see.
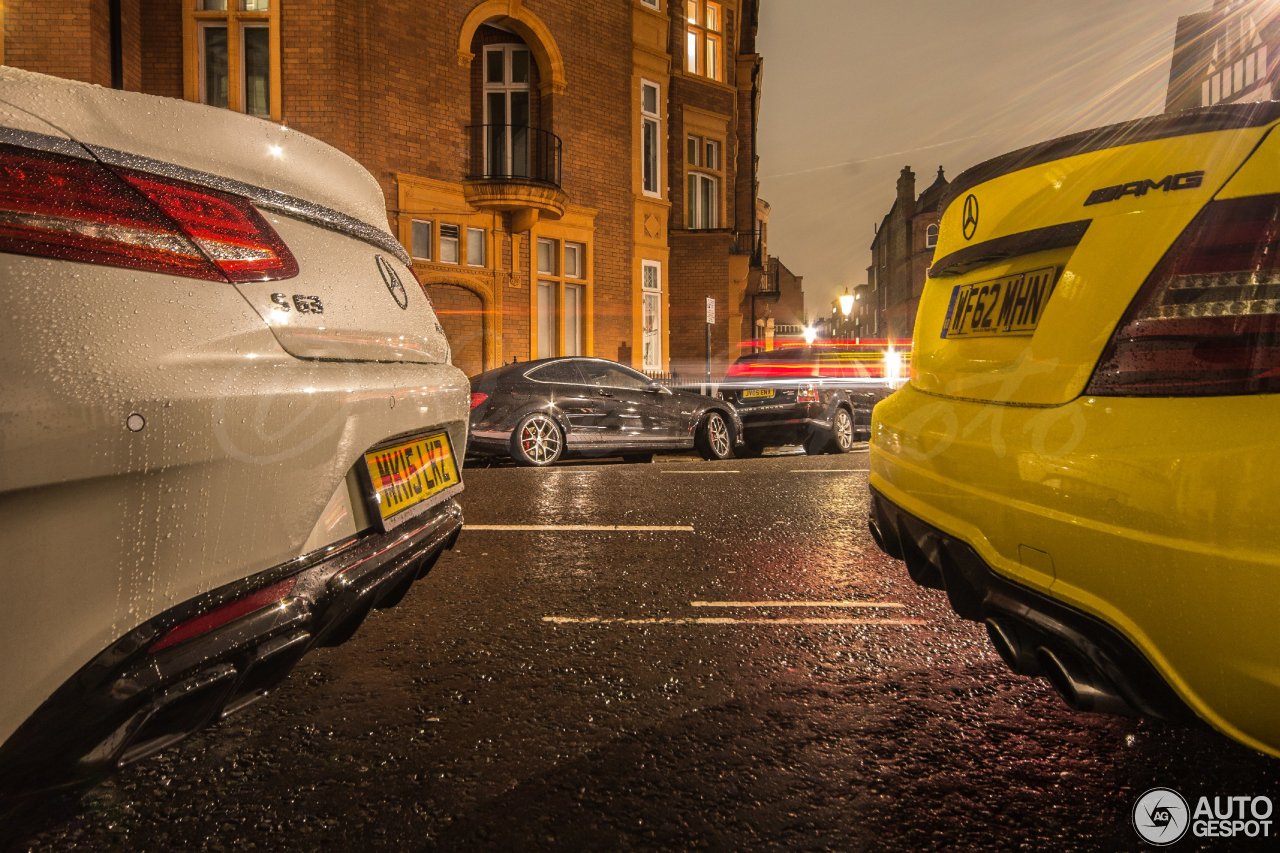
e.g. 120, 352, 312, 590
510, 412, 564, 467
695, 411, 734, 460
829, 407, 855, 454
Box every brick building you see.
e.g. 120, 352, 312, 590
2, 0, 765, 378
1166, 0, 1280, 112
866, 165, 947, 341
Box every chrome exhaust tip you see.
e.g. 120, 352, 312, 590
1035, 646, 1134, 717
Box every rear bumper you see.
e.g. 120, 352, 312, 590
868, 486, 1195, 723
870, 383, 1280, 757
0, 498, 463, 799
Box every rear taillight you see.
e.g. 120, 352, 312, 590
0, 143, 297, 282
797, 385, 820, 403
470, 392, 489, 410
1088, 194, 1280, 396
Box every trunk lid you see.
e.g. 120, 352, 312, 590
915, 103, 1280, 406
0, 68, 449, 365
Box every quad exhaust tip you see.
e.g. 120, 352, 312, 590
1034, 646, 1135, 718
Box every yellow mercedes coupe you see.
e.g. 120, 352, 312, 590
869, 101, 1280, 758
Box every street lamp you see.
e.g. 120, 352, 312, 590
802, 325, 817, 345
838, 288, 855, 318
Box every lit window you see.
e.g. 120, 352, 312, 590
467, 227, 486, 267
563, 284, 584, 356
537, 282, 556, 359
685, 0, 723, 81
641, 81, 662, 197
187, 0, 279, 120
440, 224, 460, 264
411, 220, 433, 260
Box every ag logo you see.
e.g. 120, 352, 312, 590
961, 193, 980, 241
1133, 787, 1190, 846
376, 255, 408, 310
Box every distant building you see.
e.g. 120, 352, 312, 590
1166, 0, 1280, 111
867, 166, 948, 341
747, 257, 806, 350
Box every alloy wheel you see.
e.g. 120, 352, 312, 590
516, 414, 562, 465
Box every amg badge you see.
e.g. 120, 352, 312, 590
1084, 171, 1204, 206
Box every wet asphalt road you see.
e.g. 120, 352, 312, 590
10, 447, 1280, 851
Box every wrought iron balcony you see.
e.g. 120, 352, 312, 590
463, 124, 566, 224
465, 124, 562, 187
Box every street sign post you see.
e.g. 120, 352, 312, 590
704, 297, 715, 391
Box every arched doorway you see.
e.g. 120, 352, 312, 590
427, 283, 486, 377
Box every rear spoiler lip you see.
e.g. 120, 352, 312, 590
942, 101, 1280, 209
930, 220, 1091, 279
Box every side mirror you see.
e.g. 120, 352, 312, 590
646, 382, 672, 395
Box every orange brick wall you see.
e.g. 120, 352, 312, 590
139, 0, 181, 98
6, 0, 102, 84
427, 284, 485, 378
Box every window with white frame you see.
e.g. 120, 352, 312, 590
534, 236, 588, 358
564, 242, 584, 278
467, 227, 486, 267
686, 134, 721, 229
925, 223, 939, 249
483, 44, 532, 178
641, 81, 662, 197
642, 260, 662, 372
440, 224, 460, 264
641, 0, 660, 9
410, 219, 433, 260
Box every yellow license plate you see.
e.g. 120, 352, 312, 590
941, 266, 1058, 339
742, 388, 775, 399
363, 431, 461, 527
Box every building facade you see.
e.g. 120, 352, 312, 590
866, 165, 947, 341
1167, 0, 1280, 112
2, 0, 765, 378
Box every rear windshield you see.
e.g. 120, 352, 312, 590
726, 347, 888, 379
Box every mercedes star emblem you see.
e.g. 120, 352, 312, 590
376, 255, 409, 310
962, 194, 980, 241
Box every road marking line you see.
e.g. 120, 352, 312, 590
690, 600, 904, 609
467, 523, 694, 532
542, 616, 925, 626
790, 469, 869, 474
660, 470, 740, 475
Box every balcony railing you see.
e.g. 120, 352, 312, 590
465, 124, 562, 189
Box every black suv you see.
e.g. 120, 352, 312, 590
720, 346, 900, 456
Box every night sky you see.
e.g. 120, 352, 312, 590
757, 0, 1212, 318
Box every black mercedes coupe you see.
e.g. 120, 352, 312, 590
468, 357, 743, 466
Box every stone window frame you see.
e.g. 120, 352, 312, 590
686, 133, 723, 229
534, 234, 593, 359
183, 0, 282, 121
640, 79, 663, 198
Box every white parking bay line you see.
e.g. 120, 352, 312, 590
660, 470, 740, 475
467, 523, 694, 532
690, 600, 904, 609
542, 616, 925, 626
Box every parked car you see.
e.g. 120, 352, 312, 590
720, 344, 901, 455
468, 357, 742, 465
869, 102, 1280, 757
0, 69, 470, 797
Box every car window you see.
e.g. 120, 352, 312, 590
527, 360, 585, 384
578, 361, 649, 390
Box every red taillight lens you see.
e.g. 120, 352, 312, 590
797, 385, 820, 403
0, 143, 297, 282
470, 392, 489, 410
1088, 194, 1280, 396
118, 170, 298, 282
149, 577, 296, 654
